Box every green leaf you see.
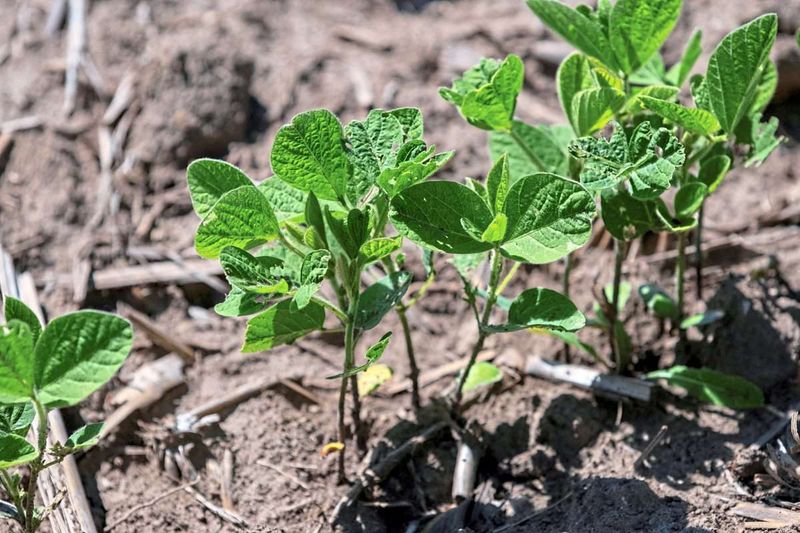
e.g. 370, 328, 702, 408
481, 213, 508, 243
488, 288, 585, 333
639, 97, 720, 136
390, 181, 494, 254
570, 125, 629, 191
195, 186, 281, 259
486, 154, 511, 213
557, 53, 597, 135
328, 331, 392, 379
355, 272, 412, 330
243, 300, 325, 353
271, 109, 351, 201
358, 237, 402, 266
293, 250, 331, 309
357, 364, 393, 397
451, 253, 487, 278
547, 330, 599, 361
603, 281, 632, 313
64, 422, 104, 451
609, 0, 682, 75
680, 309, 724, 330
625, 85, 679, 114
461, 361, 503, 393
219, 246, 291, 295
571, 87, 625, 136
626, 124, 685, 200
3, 296, 42, 345
600, 188, 656, 241
187, 159, 253, 219
647, 365, 764, 408
323, 208, 363, 259
697, 154, 731, 193
0, 321, 35, 403
0, 402, 34, 436
629, 53, 667, 85
706, 14, 778, 133
666, 29, 703, 87
0, 433, 38, 468
500, 174, 595, 264
489, 122, 572, 179
214, 288, 270, 317
389, 108, 424, 141
744, 114, 783, 167
750, 60, 777, 115
638, 284, 678, 319
690, 74, 712, 111
526, 0, 618, 69
674, 182, 708, 219
257, 178, 306, 224
377, 150, 454, 197
458, 55, 524, 132
346, 110, 404, 202
34, 312, 133, 407
304, 192, 327, 248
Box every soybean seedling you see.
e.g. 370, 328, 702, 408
390, 148, 595, 409
0, 296, 132, 532
187, 107, 451, 481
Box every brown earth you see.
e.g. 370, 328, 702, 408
1, 0, 800, 531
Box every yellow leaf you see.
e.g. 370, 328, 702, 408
357, 364, 393, 397
320, 441, 345, 457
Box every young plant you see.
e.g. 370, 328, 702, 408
389, 151, 595, 409
187, 107, 452, 481
0, 296, 132, 532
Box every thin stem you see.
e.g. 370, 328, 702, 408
337, 272, 363, 482
278, 233, 305, 258
24, 398, 48, 532
509, 128, 546, 172
676, 231, 688, 345
309, 296, 347, 323
562, 253, 573, 363
694, 204, 704, 300
453, 249, 503, 410
609, 238, 626, 373
496, 262, 520, 295
404, 272, 434, 309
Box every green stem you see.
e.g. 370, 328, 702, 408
310, 296, 347, 323
509, 128, 547, 172
404, 272, 435, 309
676, 231, 687, 345
609, 238, 626, 373
562, 253, 573, 362
278, 233, 305, 258
694, 204, 704, 300
337, 271, 363, 482
453, 249, 503, 410
496, 262, 520, 295
24, 398, 48, 533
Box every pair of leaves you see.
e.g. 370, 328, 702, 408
648, 365, 763, 409
557, 53, 624, 136
390, 166, 595, 265
1, 297, 133, 408
243, 300, 326, 353
440, 55, 524, 132
489, 121, 572, 180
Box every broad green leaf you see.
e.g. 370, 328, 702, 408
639, 96, 720, 136
570, 125, 629, 191
440, 57, 501, 106
243, 300, 325, 353
489, 122, 572, 179
647, 366, 763, 408
389, 108, 424, 141
328, 331, 392, 379
390, 181, 494, 254
625, 85, 679, 114
64, 422, 103, 451
355, 272, 412, 330
0, 433, 38, 468
214, 288, 270, 317
603, 281, 632, 313
257, 178, 306, 224
629, 53, 667, 85
293, 250, 331, 309
697, 154, 731, 193
501, 174, 595, 264
219, 246, 291, 295
744, 114, 783, 167
458, 55, 524, 132
638, 284, 678, 319
357, 364, 393, 397
487, 288, 584, 333
0, 402, 34, 436
706, 14, 778, 133
690, 74, 712, 111
346, 110, 404, 202
481, 213, 508, 243
304, 192, 327, 248
557, 53, 597, 135
34, 312, 133, 407
750, 60, 777, 115
3, 296, 41, 345
570, 87, 625, 136
600, 188, 656, 241
461, 361, 503, 393
195, 186, 280, 259
680, 309, 724, 330
358, 237, 402, 266
377, 150, 454, 197
674, 182, 708, 219
627, 124, 685, 200
666, 29, 703, 87
187, 159, 252, 219
526, 0, 618, 70
0, 321, 35, 403
486, 154, 510, 214
609, 0, 682, 75
271, 109, 351, 201
324, 207, 367, 259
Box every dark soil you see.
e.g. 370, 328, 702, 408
1, 0, 800, 532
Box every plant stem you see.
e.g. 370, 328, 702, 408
676, 231, 687, 345
310, 296, 347, 322
397, 308, 421, 410
694, 204, 704, 300
562, 253, 573, 362
609, 238, 626, 373
24, 398, 48, 532
453, 249, 503, 410
496, 262, 520, 295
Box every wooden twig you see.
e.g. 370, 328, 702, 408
1, 115, 44, 134
118, 303, 195, 363
451, 439, 479, 502
88, 258, 224, 291
256, 461, 310, 490
184, 485, 247, 528
64, 0, 87, 114
732, 502, 800, 528
44, 0, 67, 37
220, 449, 235, 513
633, 425, 669, 470
102, 72, 136, 125
526, 357, 654, 403
105, 481, 197, 531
